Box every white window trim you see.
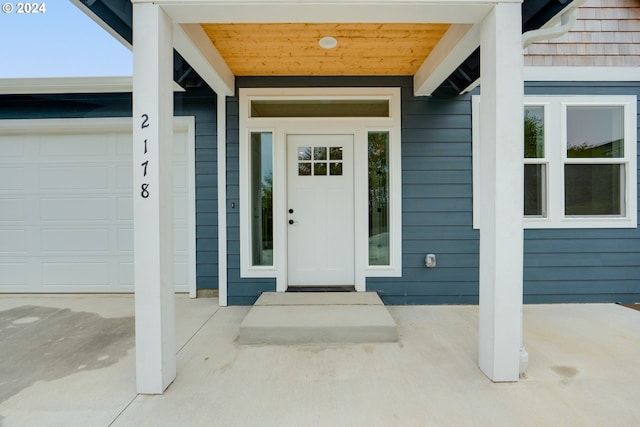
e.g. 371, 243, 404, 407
473, 95, 637, 229
239, 88, 402, 291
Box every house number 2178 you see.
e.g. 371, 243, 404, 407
140, 114, 150, 199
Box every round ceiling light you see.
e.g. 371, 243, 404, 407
319, 36, 338, 49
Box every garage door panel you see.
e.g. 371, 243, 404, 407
0, 262, 29, 287
0, 168, 28, 190
116, 134, 132, 155
174, 164, 188, 189
1, 120, 193, 293
0, 199, 26, 221
39, 166, 110, 191
42, 262, 111, 286
174, 226, 188, 252
0, 135, 29, 156
41, 229, 110, 252
39, 134, 110, 157
40, 198, 110, 221
118, 228, 133, 252
119, 262, 134, 286
0, 230, 27, 253
117, 197, 133, 220
174, 262, 187, 286
173, 196, 188, 221
116, 165, 132, 189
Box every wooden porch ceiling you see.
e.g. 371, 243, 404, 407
200, 23, 451, 76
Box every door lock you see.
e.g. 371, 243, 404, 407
289, 209, 294, 214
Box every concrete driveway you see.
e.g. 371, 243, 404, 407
0, 295, 639, 426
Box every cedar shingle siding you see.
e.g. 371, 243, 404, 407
525, 0, 640, 66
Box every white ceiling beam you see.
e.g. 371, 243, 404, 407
413, 24, 481, 96
174, 24, 235, 96
142, 1, 504, 24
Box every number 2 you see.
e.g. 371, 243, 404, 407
141, 114, 149, 129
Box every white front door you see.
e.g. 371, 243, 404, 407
287, 134, 354, 287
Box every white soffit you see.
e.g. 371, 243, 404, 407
0, 77, 185, 95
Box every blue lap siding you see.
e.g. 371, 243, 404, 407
226, 77, 640, 305
3, 79, 638, 304
523, 82, 640, 304
227, 76, 480, 305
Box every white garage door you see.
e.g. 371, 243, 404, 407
0, 117, 195, 293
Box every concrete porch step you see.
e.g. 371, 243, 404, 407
239, 292, 398, 345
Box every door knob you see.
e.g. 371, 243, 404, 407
289, 209, 294, 214
289, 219, 294, 225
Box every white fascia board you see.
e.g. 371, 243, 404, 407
141, 1, 506, 24
524, 66, 640, 82
174, 24, 234, 96
414, 24, 480, 96
69, 0, 132, 51
0, 77, 185, 95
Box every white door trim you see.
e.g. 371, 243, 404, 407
238, 88, 403, 293
0, 117, 197, 296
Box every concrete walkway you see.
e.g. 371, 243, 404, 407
0, 295, 638, 426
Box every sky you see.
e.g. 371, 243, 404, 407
0, 0, 132, 78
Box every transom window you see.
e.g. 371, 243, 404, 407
251, 99, 390, 118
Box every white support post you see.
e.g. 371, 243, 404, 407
217, 94, 228, 306
132, 3, 176, 394
478, 2, 524, 382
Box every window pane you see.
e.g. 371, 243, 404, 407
567, 106, 624, 158
330, 162, 343, 176
565, 164, 623, 215
250, 132, 273, 266
314, 147, 327, 160
298, 146, 311, 160
251, 100, 390, 118
524, 164, 546, 216
330, 147, 343, 160
524, 106, 544, 158
314, 162, 327, 175
298, 163, 311, 176
368, 132, 390, 265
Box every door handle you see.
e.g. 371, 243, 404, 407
289, 219, 294, 225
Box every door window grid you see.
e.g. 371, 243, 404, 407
298, 145, 343, 176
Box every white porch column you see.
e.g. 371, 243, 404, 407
132, 3, 176, 393
478, 2, 524, 382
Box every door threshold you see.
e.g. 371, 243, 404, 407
287, 285, 355, 293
